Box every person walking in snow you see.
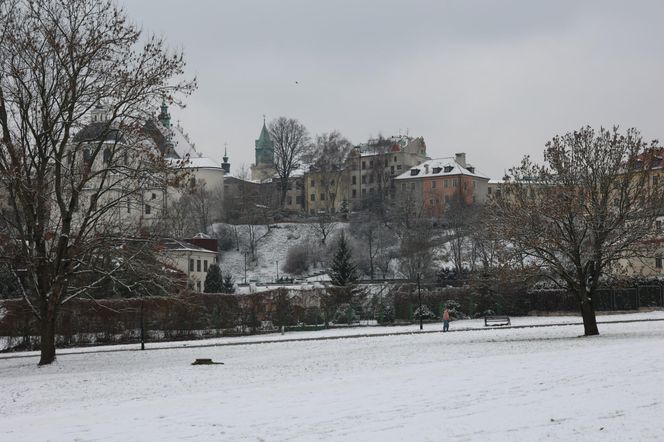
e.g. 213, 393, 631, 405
443, 308, 450, 332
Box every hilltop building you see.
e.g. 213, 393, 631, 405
394, 152, 489, 218
251, 118, 277, 182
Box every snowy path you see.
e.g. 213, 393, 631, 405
1, 315, 663, 441
2, 310, 663, 360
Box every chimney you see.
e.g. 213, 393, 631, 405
455, 152, 467, 168
424, 164, 429, 174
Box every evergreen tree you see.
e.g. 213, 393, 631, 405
329, 232, 358, 286
222, 274, 235, 294
204, 264, 224, 293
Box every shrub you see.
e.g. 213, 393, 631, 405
444, 300, 469, 320
283, 244, 309, 275
333, 303, 359, 324
413, 305, 437, 320
215, 225, 236, 251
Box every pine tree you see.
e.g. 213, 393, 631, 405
222, 274, 235, 294
204, 264, 224, 293
329, 232, 358, 286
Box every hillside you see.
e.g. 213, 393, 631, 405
213, 222, 347, 284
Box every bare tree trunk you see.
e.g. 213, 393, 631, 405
579, 293, 599, 336
38, 305, 57, 366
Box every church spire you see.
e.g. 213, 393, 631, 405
158, 100, 171, 128
221, 142, 231, 173
255, 116, 274, 166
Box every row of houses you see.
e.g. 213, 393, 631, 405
224, 123, 492, 220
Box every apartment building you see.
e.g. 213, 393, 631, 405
394, 153, 489, 218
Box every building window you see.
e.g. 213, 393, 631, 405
369, 160, 373, 168
488, 187, 492, 195
331, 180, 335, 186
196, 281, 201, 292
151, 193, 157, 200
445, 195, 450, 203
362, 161, 366, 170
103, 148, 111, 164
369, 175, 374, 184
396, 165, 402, 170
310, 194, 316, 201
654, 175, 659, 186
296, 195, 303, 204
432, 181, 437, 189
352, 176, 357, 185
287, 197, 293, 205
197, 260, 201, 272
362, 175, 367, 184
362, 188, 367, 196
401, 183, 406, 191
444, 179, 449, 188
657, 220, 662, 230
656, 256, 663, 269
144, 204, 151, 215
394, 156, 397, 162
311, 180, 315, 187
189, 259, 194, 271
204, 260, 208, 272
453, 179, 458, 187
320, 193, 326, 201
127, 200, 131, 213
352, 189, 357, 198
410, 183, 415, 190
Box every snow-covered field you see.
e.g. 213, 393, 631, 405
1, 313, 663, 441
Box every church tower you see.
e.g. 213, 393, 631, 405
254, 117, 274, 165
221, 144, 231, 174
251, 117, 277, 181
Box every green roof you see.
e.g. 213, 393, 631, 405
255, 122, 273, 151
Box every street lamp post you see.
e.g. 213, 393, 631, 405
417, 272, 423, 330
244, 252, 247, 284
140, 296, 145, 350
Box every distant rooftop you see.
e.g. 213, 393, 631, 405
395, 156, 489, 180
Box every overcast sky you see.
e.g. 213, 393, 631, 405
122, 0, 664, 178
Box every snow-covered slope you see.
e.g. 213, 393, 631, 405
214, 222, 346, 283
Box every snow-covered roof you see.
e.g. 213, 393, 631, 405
161, 238, 217, 255
186, 156, 222, 169
395, 157, 489, 180
169, 125, 197, 159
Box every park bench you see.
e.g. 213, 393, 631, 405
484, 315, 511, 327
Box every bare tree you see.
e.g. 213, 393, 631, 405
490, 126, 664, 336
0, 0, 195, 364
310, 131, 352, 212
351, 214, 396, 280
443, 194, 479, 274
399, 219, 435, 281
311, 215, 337, 246
269, 117, 311, 207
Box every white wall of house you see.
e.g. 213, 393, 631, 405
162, 248, 219, 293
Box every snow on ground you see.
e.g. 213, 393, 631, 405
1, 313, 663, 441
